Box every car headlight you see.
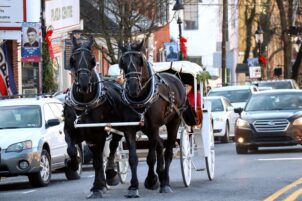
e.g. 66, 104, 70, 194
293, 117, 302, 126
236, 119, 250, 129
6, 140, 32, 152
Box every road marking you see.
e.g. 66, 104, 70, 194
22, 190, 36, 194
263, 177, 302, 201
283, 188, 302, 201
258, 158, 302, 161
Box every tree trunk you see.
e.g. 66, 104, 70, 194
291, 45, 302, 81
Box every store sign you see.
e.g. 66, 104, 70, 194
0, 0, 24, 28
45, 0, 80, 30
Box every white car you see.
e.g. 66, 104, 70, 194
0, 96, 82, 187
207, 85, 258, 108
204, 96, 238, 143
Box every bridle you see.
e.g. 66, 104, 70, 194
71, 46, 94, 90
119, 50, 151, 92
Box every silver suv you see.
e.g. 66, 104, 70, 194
0, 96, 82, 187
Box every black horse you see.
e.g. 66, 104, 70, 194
118, 41, 188, 196
64, 36, 134, 198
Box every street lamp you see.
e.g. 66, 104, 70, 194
255, 23, 264, 57
172, 0, 184, 60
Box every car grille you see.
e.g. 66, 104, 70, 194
253, 119, 289, 132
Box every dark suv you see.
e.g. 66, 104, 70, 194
252, 79, 299, 90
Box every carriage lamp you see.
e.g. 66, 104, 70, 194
172, 0, 184, 60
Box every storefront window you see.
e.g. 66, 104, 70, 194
22, 62, 38, 94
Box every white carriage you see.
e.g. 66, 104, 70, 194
152, 61, 215, 186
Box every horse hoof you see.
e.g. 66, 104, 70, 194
125, 189, 140, 198
159, 186, 173, 193
106, 169, 120, 186
86, 191, 104, 199
66, 159, 78, 171
144, 176, 159, 190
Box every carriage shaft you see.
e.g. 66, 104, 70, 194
74, 122, 141, 128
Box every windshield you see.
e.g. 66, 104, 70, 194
245, 93, 302, 111
258, 81, 292, 89
208, 89, 251, 103
208, 99, 224, 112
0, 105, 42, 129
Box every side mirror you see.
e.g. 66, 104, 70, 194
46, 118, 60, 128
234, 107, 243, 114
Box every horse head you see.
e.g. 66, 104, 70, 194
119, 40, 150, 99
70, 36, 96, 94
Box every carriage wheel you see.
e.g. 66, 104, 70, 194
180, 128, 194, 187
116, 141, 129, 183
205, 126, 215, 181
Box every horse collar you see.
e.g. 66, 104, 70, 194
66, 73, 106, 111
122, 62, 158, 109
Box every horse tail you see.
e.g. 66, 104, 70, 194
182, 100, 198, 126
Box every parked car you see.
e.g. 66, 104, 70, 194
204, 96, 238, 143
234, 89, 302, 154
0, 96, 82, 187
207, 85, 258, 108
252, 79, 299, 90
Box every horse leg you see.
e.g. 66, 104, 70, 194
65, 129, 80, 171
160, 118, 181, 193
155, 132, 165, 187
87, 138, 107, 199
124, 130, 140, 198
144, 131, 159, 190
106, 134, 122, 186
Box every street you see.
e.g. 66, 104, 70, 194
1, 143, 302, 201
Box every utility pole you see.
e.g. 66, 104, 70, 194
221, 0, 228, 85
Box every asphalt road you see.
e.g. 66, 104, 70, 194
1, 143, 302, 201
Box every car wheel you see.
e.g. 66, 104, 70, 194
65, 144, 82, 180
28, 149, 51, 187
236, 144, 248, 154
221, 122, 230, 143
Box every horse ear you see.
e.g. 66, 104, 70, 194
137, 40, 144, 51
118, 42, 127, 53
72, 35, 78, 49
88, 36, 94, 48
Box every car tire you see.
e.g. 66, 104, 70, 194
65, 145, 82, 180
236, 144, 248, 154
28, 149, 51, 187
221, 122, 230, 143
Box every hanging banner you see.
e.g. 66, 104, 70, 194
21, 22, 42, 62
0, 42, 17, 96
